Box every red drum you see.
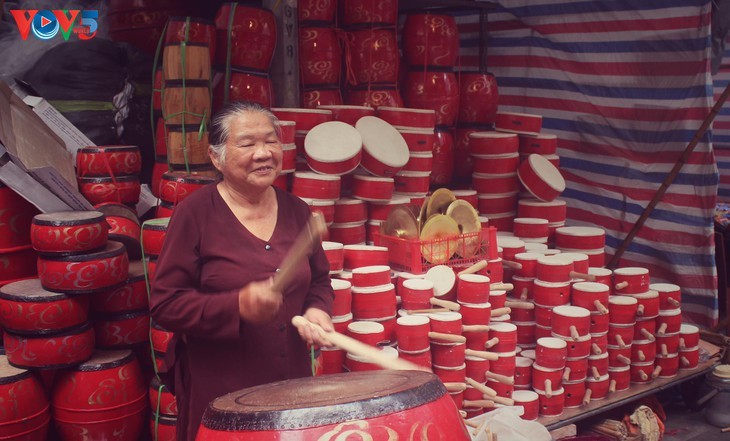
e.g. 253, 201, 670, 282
214, 4, 276, 71
377, 107, 436, 129
495, 112, 542, 136
608, 295, 638, 325
159, 172, 217, 206
585, 374, 610, 401
367, 196, 410, 222
78, 175, 141, 205
633, 291, 660, 319
0, 183, 38, 249
554, 226, 605, 250
428, 311, 462, 336
299, 0, 336, 23
396, 315, 430, 352
328, 279, 351, 316
476, 192, 519, 215
356, 116, 410, 177
631, 339, 656, 363
517, 154, 565, 202
514, 356, 533, 385
279, 121, 296, 144
404, 152, 434, 173
588, 352, 609, 379
272, 108, 332, 132
299, 27, 341, 86
535, 337, 567, 370
52, 349, 146, 441
37, 241, 129, 294
329, 222, 367, 245
458, 73, 498, 125
655, 353, 679, 378
334, 198, 368, 224
517, 198, 567, 224
679, 347, 700, 370
214, 70, 273, 110
76, 145, 142, 177
656, 332, 680, 356
151, 414, 177, 441
0, 355, 51, 439
453, 189, 478, 210
651, 283, 682, 310
535, 255, 574, 283
607, 344, 632, 368
302, 198, 336, 225
613, 267, 650, 295
679, 324, 700, 349
317, 105, 374, 125
150, 320, 174, 354
551, 305, 591, 339
533, 281, 570, 308
472, 153, 520, 175
141, 217, 170, 258
301, 88, 343, 108
531, 363, 563, 394
469, 132, 518, 155
0, 279, 89, 334
489, 322, 517, 353
341, 0, 398, 27
345, 86, 404, 108
657, 309, 682, 336
352, 265, 391, 288
343, 244, 388, 270
394, 172, 430, 195
398, 128, 435, 153
4, 322, 94, 369
512, 217, 549, 240
323, 242, 345, 274
93, 309, 150, 348
560, 333, 592, 359
570, 282, 609, 314
352, 175, 394, 202
94, 202, 141, 260
511, 390, 539, 420
402, 14, 459, 67
457, 302, 491, 326
431, 342, 466, 368
30, 211, 107, 256
519, 134, 557, 156
165, 16, 215, 61
400, 279, 434, 311
431, 129, 455, 186
564, 357, 588, 382
346, 28, 399, 85
347, 321, 386, 347
292, 172, 341, 201
563, 380, 586, 408
634, 318, 657, 341
351, 284, 397, 319
590, 310, 610, 335
537, 387, 564, 416
305, 122, 362, 175
321, 347, 346, 374
196, 371, 469, 439
456, 274, 490, 305
404, 71, 459, 127
629, 361, 655, 384
472, 173, 520, 194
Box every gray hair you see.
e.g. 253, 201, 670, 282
208, 101, 282, 164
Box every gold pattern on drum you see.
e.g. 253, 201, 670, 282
316, 420, 444, 440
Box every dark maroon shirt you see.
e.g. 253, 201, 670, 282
149, 184, 333, 441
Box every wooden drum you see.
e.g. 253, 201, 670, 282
196, 371, 470, 440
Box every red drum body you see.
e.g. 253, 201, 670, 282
402, 14, 459, 67
302, 88, 344, 108
4, 322, 95, 369
517, 154, 565, 202
0, 279, 89, 334
341, 0, 398, 27
215, 4, 276, 72
37, 241, 129, 294
94, 202, 141, 260
299, 27, 341, 86
78, 176, 141, 206
196, 371, 470, 440
377, 107, 436, 129
299, 0, 336, 23
431, 129, 455, 187
404, 71, 459, 127
52, 349, 147, 441
214, 71, 273, 109
347, 28, 399, 85
141, 218, 170, 258
0, 183, 38, 249
520, 134, 557, 156
272, 108, 333, 132
346, 86, 404, 108
76, 146, 142, 177
91, 261, 148, 313
31, 211, 108, 255
166, 17, 216, 59
318, 105, 375, 125
458, 73, 498, 125
159, 172, 217, 206
93, 309, 150, 349
0, 355, 50, 440
495, 112, 542, 136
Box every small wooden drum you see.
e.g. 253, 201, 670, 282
196, 371, 470, 440
31, 211, 108, 255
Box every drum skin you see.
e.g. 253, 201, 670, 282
196, 370, 470, 440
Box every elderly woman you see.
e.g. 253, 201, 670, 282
150, 101, 334, 441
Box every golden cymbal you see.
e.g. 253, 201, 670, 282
445, 200, 481, 258
417, 195, 430, 233
426, 188, 456, 220
420, 214, 460, 264
381, 205, 419, 239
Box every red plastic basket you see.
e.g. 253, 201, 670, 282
373, 230, 489, 274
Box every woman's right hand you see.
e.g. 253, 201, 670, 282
238, 278, 283, 324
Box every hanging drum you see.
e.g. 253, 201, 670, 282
346, 85, 404, 108
214, 4, 277, 72
346, 28, 399, 85
301, 87, 343, 108
165, 17, 216, 64
213, 70, 273, 111
404, 70, 460, 127
403, 14, 459, 67
340, 0, 398, 28
195, 370, 470, 440
458, 72, 498, 125
299, 27, 342, 86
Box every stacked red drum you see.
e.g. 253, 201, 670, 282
298, 0, 341, 107
0, 355, 50, 440
76, 145, 142, 207
214, 4, 276, 110
0, 181, 39, 287
107, 0, 189, 56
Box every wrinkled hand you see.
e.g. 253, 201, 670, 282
297, 307, 334, 348
238, 278, 282, 324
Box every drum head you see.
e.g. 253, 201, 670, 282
201, 370, 444, 431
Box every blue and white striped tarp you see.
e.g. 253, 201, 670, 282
713, 40, 730, 201
457, 1, 719, 327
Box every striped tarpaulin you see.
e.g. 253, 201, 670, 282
456, 1, 719, 326
714, 42, 730, 201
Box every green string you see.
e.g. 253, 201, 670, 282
48, 100, 115, 112
224, 3, 238, 105
150, 22, 168, 156
153, 383, 164, 441
310, 346, 317, 376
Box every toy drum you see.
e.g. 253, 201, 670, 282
495, 112, 542, 136
396, 315, 430, 352
588, 352, 609, 379
514, 356, 533, 386
271, 108, 332, 132
633, 291, 660, 318
607, 344, 632, 368
351, 265, 391, 288
158, 172, 217, 206
517, 198, 567, 224
431, 342, 466, 368
564, 357, 588, 382
679, 324, 700, 349
629, 361, 655, 384
519, 133, 557, 155
656, 332, 680, 355
510, 276, 534, 301
535, 255, 574, 283
613, 267, 650, 294
214, 4, 276, 70
352, 175, 394, 202
657, 309, 682, 336
472, 153, 520, 175
356, 116, 410, 177
346, 28, 399, 84
571, 282, 610, 314
428, 311, 462, 336
347, 321, 386, 347
31, 211, 108, 256
76, 145, 141, 177
533, 304, 554, 328
560, 333, 592, 359
531, 363, 563, 395
299, 26, 342, 85
332, 313, 353, 335
456, 274, 490, 305
517, 154, 565, 202
512, 217, 549, 240
634, 318, 657, 341
376, 107, 435, 129
141, 217, 170, 258
351, 284, 397, 319
509, 390, 538, 420
329, 222, 366, 245
322, 241, 345, 274
631, 339, 656, 363
655, 353, 679, 378
458, 302, 491, 326
93, 309, 150, 348
400, 279, 435, 311
514, 321, 536, 344
78, 175, 141, 206
592, 332, 608, 355
402, 14, 459, 67
468, 132, 517, 156
472, 173, 520, 195
317, 105, 374, 125
608, 295, 638, 325
607, 324, 634, 348
4, 322, 94, 369
0, 355, 50, 439
304, 122, 362, 175
150, 321, 174, 354
488, 322, 517, 353
334, 198, 368, 224
397, 128, 435, 154
343, 245, 388, 270
535, 337, 567, 370
292, 172, 341, 201
536, 387, 564, 417
585, 374, 610, 401
679, 347, 699, 369
0, 278, 89, 334
37, 241, 129, 294
554, 226, 605, 250
95, 202, 140, 259
196, 371, 469, 440
563, 380, 586, 408
403, 71, 459, 127
650, 283, 681, 310
533, 280, 571, 306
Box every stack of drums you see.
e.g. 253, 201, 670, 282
107, 0, 189, 56
0, 181, 39, 288
155, 16, 215, 200
299, 1, 342, 107
76, 145, 142, 208
554, 225, 607, 267
155, 171, 218, 218
341, 0, 401, 109
517, 198, 568, 245
94, 202, 142, 260
453, 72, 499, 183
402, 12, 460, 187
213, 4, 277, 110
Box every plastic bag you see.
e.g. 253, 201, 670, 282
466, 406, 552, 441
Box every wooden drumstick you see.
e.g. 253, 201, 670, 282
640, 328, 655, 341
490, 395, 514, 406
616, 335, 627, 348
464, 349, 499, 361
637, 350, 646, 362
679, 337, 686, 349
569, 271, 596, 281
661, 343, 668, 356
668, 297, 680, 307
484, 337, 500, 349
563, 367, 571, 382
591, 366, 601, 380
272, 213, 327, 293
405, 308, 451, 314
617, 354, 631, 365
652, 366, 662, 379
520, 288, 529, 301
463, 399, 496, 409
465, 377, 497, 397
291, 316, 425, 371
681, 356, 690, 366
463, 325, 490, 333
637, 304, 645, 316
443, 382, 467, 392
639, 370, 649, 381
428, 332, 466, 344
505, 300, 534, 310
657, 323, 668, 336
458, 260, 487, 276
615, 281, 629, 290
545, 379, 553, 398
430, 297, 460, 311
502, 260, 522, 270
491, 307, 511, 317
594, 300, 609, 314
491, 283, 513, 291
583, 389, 592, 405
591, 343, 602, 355
609, 379, 617, 393
463, 419, 478, 428
570, 325, 580, 341
484, 371, 514, 386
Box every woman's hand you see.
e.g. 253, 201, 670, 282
297, 307, 334, 348
238, 278, 282, 324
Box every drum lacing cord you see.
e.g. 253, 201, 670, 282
152, 383, 165, 441
77, 146, 124, 204
139, 219, 164, 382
223, 3, 237, 105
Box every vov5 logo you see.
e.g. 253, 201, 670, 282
10, 10, 98, 41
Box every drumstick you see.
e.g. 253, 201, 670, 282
291, 316, 426, 372
272, 213, 327, 293
491, 283, 513, 291
430, 298, 460, 311
501, 260, 522, 270
458, 260, 487, 275
428, 332, 466, 343
569, 271, 595, 281
504, 301, 534, 310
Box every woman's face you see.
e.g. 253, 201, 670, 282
212, 111, 282, 191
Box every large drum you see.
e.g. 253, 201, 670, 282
195, 371, 470, 440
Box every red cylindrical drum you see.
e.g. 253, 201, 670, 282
0, 355, 50, 440
76, 145, 142, 177
31, 211, 108, 255
404, 71, 459, 127
346, 28, 399, 85
517, 154, 565, 202
4, 322, 95, 369
402, 14, 459, 67
214, 70, 274, 110
299, 27, 341, 86
37, 241, 129, 294
214, 4, 276, 72
458, 73, 498, 125
77, 175, 141, 206
94, 202, 141, 260
93, 309, 150, 348
345, 86, 404, 108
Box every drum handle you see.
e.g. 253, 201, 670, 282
272, 213, 327, 293
292, 315, 426, 372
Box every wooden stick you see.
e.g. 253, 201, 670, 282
464, 419, 480, 429
545, 379, 553, 398
484, 337, 500, 349
617, 354, 631, 365
504, 300, 534, 310
490, 395, 514, 406
430, 297, 460, 311
491, 307, 511, 317
272, 213, 327, 292
519, 288, 529, 300
591, 343, 602, 355
637, 304, 645, 316
652, 366, 662, 379
591, 366, 601, 380
583, 388, 592, 405
637, 350, 646, 362
616, 335, 627, 348
484, 371, 514, 385
405, 308, 451, 314
657, 323, 668, 336
720, 427, 730, 433
463, 325, 490, 333
291, 316, 425, 371
594, 300, 608, 314
464, 399, 495, 409
428, 331, 466, 343
458, 260, 487, 275
570, 271, 596, 281
609, 379, 617, 393
607, 81, 730, 269
615, 281, 629, 291
491, 283, 513, 291
465, 349, 499, 361
443, 382, 467, 392
640, 328, 655, 341
661, 344, 669, 356
570, 325, 580, 341
563, 367, 571, 382
465, 377, 497, 397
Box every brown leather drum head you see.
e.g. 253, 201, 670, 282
201, 370, 444, 431
381, 205, 419, 239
